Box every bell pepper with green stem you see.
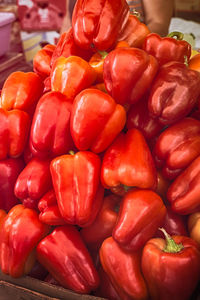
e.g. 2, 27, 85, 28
0, 204, 49, 278
29, 91, 74, 159
100, 236, 149, 300
143, 32, 191, 66
72, 0, 130, 51
141, 228, 200, 300
113, 189, 166, 251
37, 225, 100, 294
70, 88, 126, 153
103, 47, 158, 106
50, 151, 104, 227
101, 128, 157, 192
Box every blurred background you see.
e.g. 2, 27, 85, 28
0, 0, 200, 88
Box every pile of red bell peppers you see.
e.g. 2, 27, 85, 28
0, 0, 200, 299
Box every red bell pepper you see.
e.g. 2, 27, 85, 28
0, 210, 6, 229
100, 236, 149, 300
50, 151, 104, 227
113, 189, 166, 251
0, 157, 25, 212
1, 71, 44, 115
72, 0, 130, 51
50, 28, 93, 67
51, 56, 97, 101
14, 158, 52, 210
117, 14, 150, 48
43, 76, 51, 93
101, 129, 157, 191
80, 195, 120, 250
0, 204, 49, 278
38, 189, 66, 226
0, 108, 30, 160
141, 228, 200, 300
37, 225, 99, 294
70, 88, 126, 153
94, 267, 120, 300
153, 117, 200, 180
167, 155, 200, 215
143, 32, 191, 66
103, 47, 158, 105
155, 170, 170, 201
33, 44, 56, 79
155, 207, 188, 238
29, 91, 74, 159
188, 212, 200, 245
126, 94, 163, 140
189, 53, 200, 72
89, 51, 108, 83
148, 62, 200, 125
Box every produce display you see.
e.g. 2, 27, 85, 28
0, 0, 200, 299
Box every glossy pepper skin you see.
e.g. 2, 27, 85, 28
100, 237, 149, 300
80, 195, 120, 250
0, 108, 30, 160
0, 71, 44, 115
141, 229, 200, 300
188, 212, 200, 245
113, 189, 166, 251
167, 155, 200, 215
101, 129, 157, 191
0, 157, 25, 211
70, 88, 126, 153
51, 56, 97, 101
38, 189, 66, 226
33, 44, 56, 79
143, 32, 191, 66
126, 94, 163, 140
0, 210, 6, 229
103, 47, 158, 105
50, 151, 104, 227
153, 117, 200, 180
72, 0, 129, 51
148, 62, 200, 125
0, 204, 49, 278
29, 91, 74, 159
37, 225, 100, 294
117, 14, 150, 48
14, 158, 52, 210
50, 28, 93, 67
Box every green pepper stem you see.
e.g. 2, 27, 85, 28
167, 31, 184, 40
69, 150, 75, 155
159, 228, 184, 253
98, 50, 108, 59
